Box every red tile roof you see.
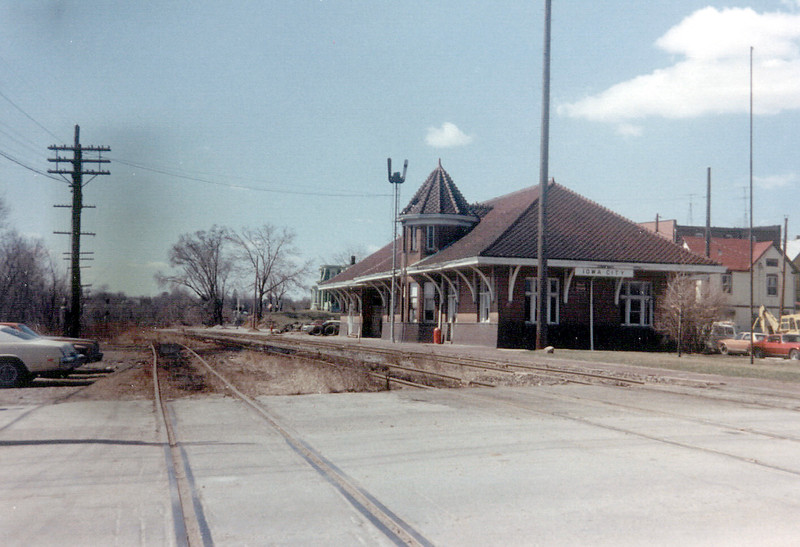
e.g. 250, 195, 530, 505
323, 180, 720, 286
419, 182, 718, 267
682, 236, 772, 271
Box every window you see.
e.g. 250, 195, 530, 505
409, 283, 419, 322
620, 281, 652, 326
721, 274, 732, 294
766, 258, 779, 267
426, 226, 436, 251
479, 280, 492, 323
766, 274, 778, 296
524, 277, 560, 324
423, 282, 436, 322
409, 227, 418, 251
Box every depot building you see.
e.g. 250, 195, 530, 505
319, 162, 724, 350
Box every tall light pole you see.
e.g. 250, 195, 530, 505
749, 46, 754, 365
388, 158, 407, 343
536, 0, 552, 350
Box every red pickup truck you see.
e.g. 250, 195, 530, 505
752, 334, 800, 360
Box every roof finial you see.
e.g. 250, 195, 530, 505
438, 158, 442, 167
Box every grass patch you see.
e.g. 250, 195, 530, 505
538, 349, 800, 384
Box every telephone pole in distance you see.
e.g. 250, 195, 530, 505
48, 125, 110, 337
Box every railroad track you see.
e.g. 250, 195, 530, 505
187, 331, 800, 414
185, 330, 644, 388
461, 385, 800, 479
187, 331, 493, 389
178, 334, 800, 482
150, 342, 433, 546
151, 344, 213, 547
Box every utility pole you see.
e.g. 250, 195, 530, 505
748, 47, 754, 365
535, 0, 552, 350
705, 168, 711, 258
48, 125, 110, 337
780, 216, 788, 319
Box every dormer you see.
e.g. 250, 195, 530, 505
400, 161, 479, 264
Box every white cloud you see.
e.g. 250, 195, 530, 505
754, 172, 797, 189
559, 7, 800, 130
425, 122, 474, 148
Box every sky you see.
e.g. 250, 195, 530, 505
1, 1, 799, 296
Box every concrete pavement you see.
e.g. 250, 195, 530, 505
3, 382, 800, 545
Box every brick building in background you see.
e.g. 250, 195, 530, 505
320, 163, 723, 350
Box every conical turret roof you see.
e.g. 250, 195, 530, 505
400, 160, 475, 218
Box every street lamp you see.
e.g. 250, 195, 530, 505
388, 158, 407, 343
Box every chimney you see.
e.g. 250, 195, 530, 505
350, 255, 356, 265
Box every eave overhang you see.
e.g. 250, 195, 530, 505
319, 256, 726, 291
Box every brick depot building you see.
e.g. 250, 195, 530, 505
320, 163, 723, 350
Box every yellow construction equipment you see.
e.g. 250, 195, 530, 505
754, 306, 800, 335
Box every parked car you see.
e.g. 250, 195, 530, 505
322, 320, 339, 336
717, 332, 766, 355
707, 321, 737, 352
0, 322, 103, 363
0, 327, 82, 387
752, 334, 800, 360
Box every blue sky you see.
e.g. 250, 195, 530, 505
1, 1, 798, 296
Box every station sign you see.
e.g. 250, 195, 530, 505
574, 266, 634, 278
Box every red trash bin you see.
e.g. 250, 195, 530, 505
433, 327, 442, 344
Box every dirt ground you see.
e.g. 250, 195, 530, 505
9, 328, 797, 405
0, 332, 389, 405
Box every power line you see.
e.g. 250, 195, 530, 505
110, 157, 392, 198
0, 147, 63, 182
0, 86, 62, 142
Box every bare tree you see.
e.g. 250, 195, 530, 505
0, 230, 66, 327
157, 225, 232, 325
655, 274, 728, 354
325, 244, 366, 269
230, 224, 311, 320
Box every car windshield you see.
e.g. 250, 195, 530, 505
783, 335, 800, 343
0, 326, 35, 340
15, 324, 42, 338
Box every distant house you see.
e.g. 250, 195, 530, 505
319, 162, 723, 350
682, 236, 798, 330
311, 264, 348, 312
787, 237, 800, 310
639, 220, 783, 248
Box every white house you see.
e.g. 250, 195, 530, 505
683, 236, 798, 330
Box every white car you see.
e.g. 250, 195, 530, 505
0, 327, 82, 387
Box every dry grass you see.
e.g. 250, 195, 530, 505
539, 349, 800, 383
203, 350, 385, 398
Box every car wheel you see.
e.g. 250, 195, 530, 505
790, 349, 800, 361
753, 348, 765, 359
719, 343, 729, 355
0, 359, 31, 388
